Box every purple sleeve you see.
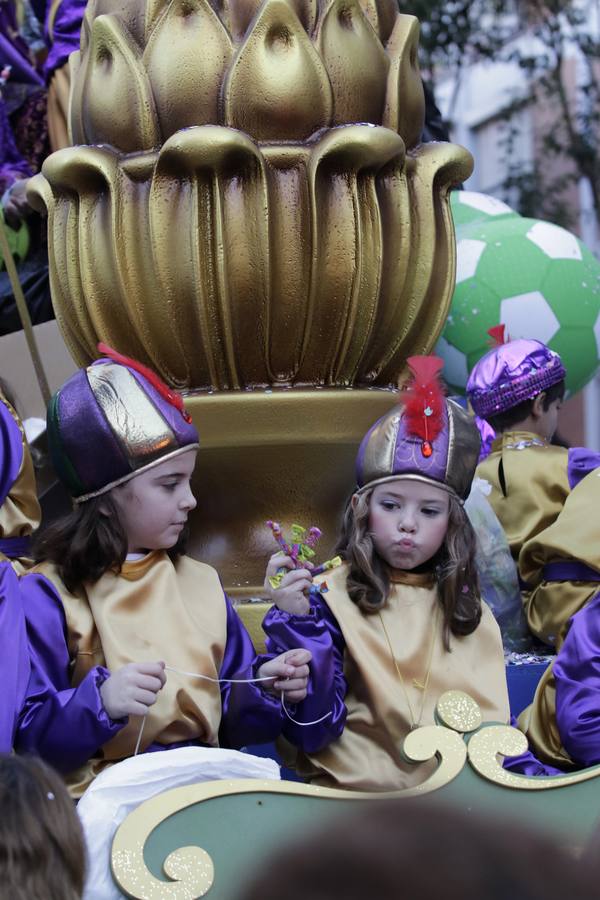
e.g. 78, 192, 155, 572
218, 594, 283, 748
263, 593, 347, 753
15, 573, 126, 773
0, 564, 30, 753
44, 0, 88, 80
501, 715, 565, 777
567, 447, 600, 490
553, 590, 600, 767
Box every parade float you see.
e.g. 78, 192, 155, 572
3, 0, 597, 897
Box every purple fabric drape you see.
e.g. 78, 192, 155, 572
0, 562, 30, 752
44, 0, 87, 80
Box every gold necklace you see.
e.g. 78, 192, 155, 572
377, 604, 440, 731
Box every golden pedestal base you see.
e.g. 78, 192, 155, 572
185, 388, 397, 597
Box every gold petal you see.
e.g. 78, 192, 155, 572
316, 0, 389, 126
357, 0, 396, 43
383, 14, 425, 148
297, 125, 404, 384
67, 50, 82, 145
143, 0, 233, 136
42, 147, 152, 367
216, 0, 318, 40
372, 141, 473, 385
262, 145, 312, 382
80, 14, 159, 150
223, 0, 333, 141
150, 127, 270, 389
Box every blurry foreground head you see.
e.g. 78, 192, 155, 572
238, 798, 597, 900
0, 754, 86, 900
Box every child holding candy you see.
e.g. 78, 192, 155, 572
17, 348, 310, 796
262, 357, 510, 791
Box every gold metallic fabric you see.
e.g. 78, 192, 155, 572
29, 1, 472, 390
0, 394, 41, 573
88, 363, 177, 472
37, 552, 227, 797
476, 433, 570, 564
294, 563, 509, 791
520, 468, 600, 647
47, 63, 71, 153
518, 662, 576, 771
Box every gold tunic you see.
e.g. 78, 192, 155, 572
475, 431, 588, 647
0, 393, 41, 573
37, 551, 227, 796
296, 564, 509, 791
475, 432, 570, 564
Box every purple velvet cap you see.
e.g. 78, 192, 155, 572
467, 339, 566, 419
47, 356, 199, 501
356, 397, 481, 500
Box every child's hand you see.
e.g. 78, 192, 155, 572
257, 649, 312, 704
264, 552, 313, 615
100, 661, 166, 720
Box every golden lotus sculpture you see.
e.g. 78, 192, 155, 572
29, 0, 472, 592
31, 0, 471, 389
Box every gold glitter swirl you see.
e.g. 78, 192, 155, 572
467, 724, 600, 790
436, 690, 483, 734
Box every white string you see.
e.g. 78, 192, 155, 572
133, 714, 146, 756
132, 664, 332, 755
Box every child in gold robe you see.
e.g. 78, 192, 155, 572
16, 347, 310, 796
467, 330, 600, 648
261, 356, 509, 791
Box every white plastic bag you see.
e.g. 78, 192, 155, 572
465, 478, 531, 651
78, 747, 280, 900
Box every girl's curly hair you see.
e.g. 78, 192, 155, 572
336, 486, 481, 650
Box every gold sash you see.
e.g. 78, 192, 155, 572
38, 552, 227, 796
0, 394, 41, 573
296, 564, 509, 791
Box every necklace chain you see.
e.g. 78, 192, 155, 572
377, 604, 440, 731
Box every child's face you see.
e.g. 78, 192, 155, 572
367, 480, 450, 571
109, 449, 198, 554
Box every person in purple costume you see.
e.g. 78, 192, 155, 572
468, 327, 600, 649
16, 345, 310, 798
261, 357, 510, 792
0, 562, 30, 752
0, 383, 41, 571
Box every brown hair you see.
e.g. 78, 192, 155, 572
0, 755, 86, 900
33, 493, 188, 593
336, 485, 481, 650
487, 379, 565, 433
238, 798, 598, 900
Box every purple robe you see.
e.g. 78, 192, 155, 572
0, 562, 30, 752
0, 2, 43, 89
44, 0, 87, 80
264, 596, 349, 752
16, 572, 284, 772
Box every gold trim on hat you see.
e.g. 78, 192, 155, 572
73, 444, 200, 503
88, 363, 178, 471
354, 473, 460, 501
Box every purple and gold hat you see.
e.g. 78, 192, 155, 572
467, 327, 566, 420
356, 357, 481, 501
47, 345, 199, 502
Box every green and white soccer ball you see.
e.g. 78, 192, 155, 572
437, 214, 600, 396
450, 190, 518, 229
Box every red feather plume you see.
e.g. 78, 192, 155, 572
97, 343, 192, 423
487, 324, 508, 346
403, 356, 445, 446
